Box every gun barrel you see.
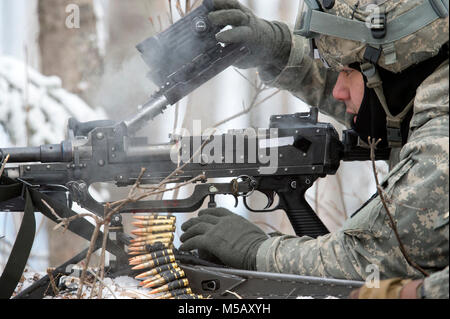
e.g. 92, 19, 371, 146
1, 141, 73, 163
123, 94, 169, 134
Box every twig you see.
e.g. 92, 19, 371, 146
314, 179, 320, 216
185, 0, 191, 13
212, 85, 280, 128
46, 268, 59, 296
175, 0, 185, 17
77, 224, 101, 299
168, 0, 174, 24
234, 68, 259, 90
368, 137, 429, 277
87, 268, 118, 299
41, 198, 105, 298
190, 0, 202, 10
128, 168, 147, 197
334, 171, 348, 219
0, 154, 10, 177
95, 205, 111, 299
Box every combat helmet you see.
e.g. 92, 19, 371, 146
294, 0, 449, 147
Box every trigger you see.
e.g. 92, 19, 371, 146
233, 195, 239, 208
262, 191, 275, 209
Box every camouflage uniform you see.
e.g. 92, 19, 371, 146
255, 23, 449, 294
422, 266, 449, 299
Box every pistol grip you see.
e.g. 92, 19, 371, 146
278, 190, 329, 238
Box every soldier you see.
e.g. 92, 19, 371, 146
179, 0, 449, 298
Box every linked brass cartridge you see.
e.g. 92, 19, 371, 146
133, 215, 176, 221
140, 267, 181, 287
131, 224, 176, 235
130, 233, 174, 243
172, 294, 204, 299
134, 262, 179, 280
153, 288, 193, 299
142, 268, 185, 288
128, 237, 173, 247
129, 249, 174, 265
131, 255, 176, 270
132, 219, 175, 228
148, 279, 190, 295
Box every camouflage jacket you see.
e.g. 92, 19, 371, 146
423, 266, 449, 299
256, 35, 449, 293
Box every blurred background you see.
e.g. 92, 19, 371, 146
0, 0, 388, 273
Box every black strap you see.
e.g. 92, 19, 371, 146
0, 177, 127, 298
13, 247, 91, 299
0, 187, 36, 299
27, 188, 125, 258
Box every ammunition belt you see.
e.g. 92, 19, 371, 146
128, 214, 204, 299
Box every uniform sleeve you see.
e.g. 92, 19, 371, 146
256, 63, 449, 281
422, 266, 449, 299
258, 34, 351, 127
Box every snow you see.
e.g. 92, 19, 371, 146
0, 54, 108, 271
14, 268, 151, 299
14, 267, 341, 299
0, 55, 107, 146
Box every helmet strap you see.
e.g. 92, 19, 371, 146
360, 62, 415, 148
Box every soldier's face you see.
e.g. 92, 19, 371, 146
332, 67, 365, 123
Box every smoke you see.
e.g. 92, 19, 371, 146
91, 53, 155, 121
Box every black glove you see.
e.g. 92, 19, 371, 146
208, 0, 292, 70
179, 208, 269, 270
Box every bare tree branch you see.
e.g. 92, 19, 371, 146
368, 137, 429, 277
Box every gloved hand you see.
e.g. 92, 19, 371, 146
208, 0, 292, 70
349, 278, 424, 299
179, 208, 269, 270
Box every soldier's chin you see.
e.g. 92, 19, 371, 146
346, 112, 358, 124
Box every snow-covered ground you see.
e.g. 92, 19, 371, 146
14, 267, 341, 299
14, 268, 152, 299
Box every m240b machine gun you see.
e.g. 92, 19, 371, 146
0, 0, 390, 299
0, 109, 389, 299
0, 108, 389, 237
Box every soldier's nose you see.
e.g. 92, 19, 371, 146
332, 73, 351, 102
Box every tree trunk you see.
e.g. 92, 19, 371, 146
38, 0, 103, 105
38, 0, 103, 266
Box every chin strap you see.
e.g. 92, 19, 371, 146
360, 62, 415, 148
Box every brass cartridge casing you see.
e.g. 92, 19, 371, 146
131, 255, 176, 270
131, 224, 176, 235
142, 269, 185, 288
129, 249, 174, 265
153, 288, 192, 299
149, 279, 190, 295
132, 219, 175, 227
134, 262, 179, 279
133, 215, 176, 221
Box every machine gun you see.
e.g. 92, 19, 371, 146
0, 108, 388, 299
0, 108, 390, 237
0, 0, 389, 298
